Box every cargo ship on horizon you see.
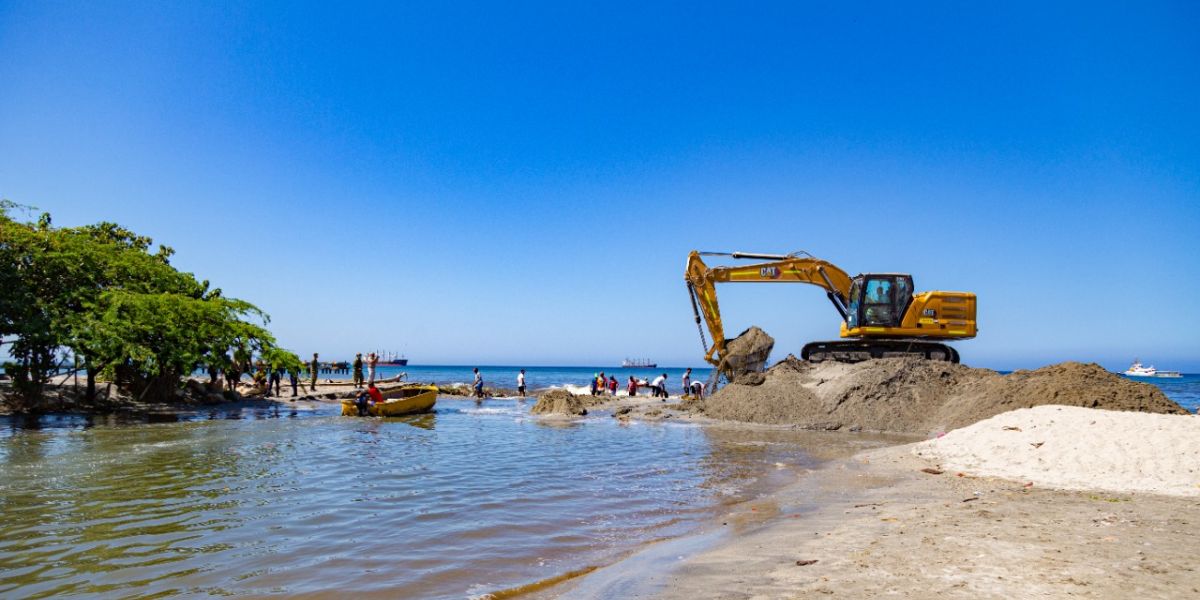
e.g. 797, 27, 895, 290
621, 358, 656, 368
378, 351, 408, 366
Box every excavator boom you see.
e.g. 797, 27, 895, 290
686, 251, 855, 365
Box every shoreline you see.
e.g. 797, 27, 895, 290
5, 377, 1199, 597
0, 377, 422, 418
552, 430, 1200, 599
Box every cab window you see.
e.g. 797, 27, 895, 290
895, 278, 912, 317
846, 280, 862, 329
862, 278, 897, 326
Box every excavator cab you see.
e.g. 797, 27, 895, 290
846, 274, 914, 329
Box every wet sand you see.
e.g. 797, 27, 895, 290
557, 442, 1200, 599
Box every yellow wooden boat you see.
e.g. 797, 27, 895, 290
341, 385, 438, 417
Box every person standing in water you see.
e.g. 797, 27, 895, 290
473, 367, 484, 399
309, 352, 319, 392
367, 352, 379, 385
269, 367, 282, 397
517, 369, 527, 398
288, 366, 300, 398
352, 353, 364, 389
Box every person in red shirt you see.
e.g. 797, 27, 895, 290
627, 376, 638, 396
355, 383, 386, 415
608, 376, 618, 395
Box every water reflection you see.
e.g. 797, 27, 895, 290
383, 412, 436, 430
0, 400, 949, 599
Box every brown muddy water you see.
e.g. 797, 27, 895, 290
0, 397, 907, 598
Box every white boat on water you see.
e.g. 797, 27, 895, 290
1123, 360, 1183, 378
1124, 360, 1157, 377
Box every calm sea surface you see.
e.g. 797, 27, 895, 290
0, 397, 890, 599
324, 364, 714, 396
1123, 372, 1200, 413
0, 370, 1195, 599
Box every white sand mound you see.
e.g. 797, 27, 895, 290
914, 405, 1200, 496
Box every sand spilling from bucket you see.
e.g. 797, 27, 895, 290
913, 405, 1200, 496
718, 326, 775, 380
695, 356, 1186, 434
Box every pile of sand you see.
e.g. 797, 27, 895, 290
531, 389, 589, 416
913, 405, 1200, 496
695, 356, 1187, 434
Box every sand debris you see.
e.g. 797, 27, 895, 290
695, 356, 1186, 434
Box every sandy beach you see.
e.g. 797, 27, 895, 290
520, 364, 1200, 599
548, 402, 1200, 599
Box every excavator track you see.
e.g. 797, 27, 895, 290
801, 340, 960, 363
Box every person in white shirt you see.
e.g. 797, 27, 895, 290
681, 368, 692, 396
650, 373, 668, 399
517, 369, 526, 398
367, 352, 379, 385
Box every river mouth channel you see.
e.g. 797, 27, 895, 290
0, 398, 908, 599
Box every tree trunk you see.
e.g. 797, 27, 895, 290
86, 365, 97, 403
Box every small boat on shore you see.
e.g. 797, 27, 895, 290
341, 385, 438, 417
316, 374, 406, 387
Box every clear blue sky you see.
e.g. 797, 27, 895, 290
2, 1, 1198, 371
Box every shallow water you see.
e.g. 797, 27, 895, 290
0, 398, 891, 599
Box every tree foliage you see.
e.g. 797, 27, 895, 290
1, 204, 297, 411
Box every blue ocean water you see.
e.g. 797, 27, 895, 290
333, 364, 714, 396
1123, 373, 1200, 413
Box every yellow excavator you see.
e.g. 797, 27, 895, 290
685, 250, 977, 372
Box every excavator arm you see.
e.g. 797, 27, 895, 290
684, 250, 855, 368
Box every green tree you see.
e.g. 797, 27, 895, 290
1, 205, 293, 412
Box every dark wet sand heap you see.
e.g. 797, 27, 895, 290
692, 356, 1186, 434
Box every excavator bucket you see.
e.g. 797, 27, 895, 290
717, 326, 774, 379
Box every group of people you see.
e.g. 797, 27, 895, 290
472, 367, 529, 399
467, 367, 702, 402
251, 361, 704, 403
351, 352, 381, 389
589, 367, 702, 399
